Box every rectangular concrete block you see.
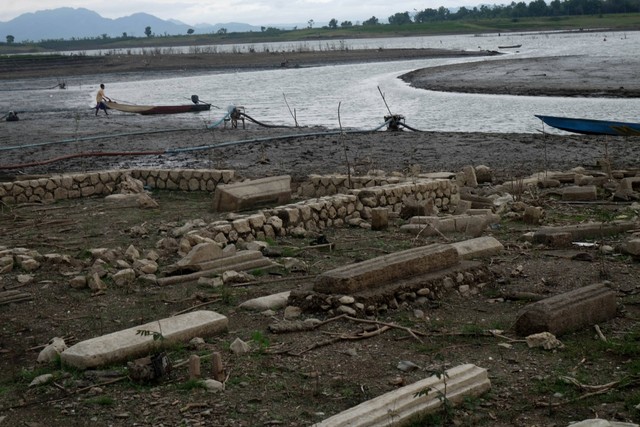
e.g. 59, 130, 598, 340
61, 311, 228, 369
451, 236, 504, 260
515, 283, 617, 337
562, 185, 597, 201
313, 244, 459, 294
212, 175, 291, 212
313, 364, 490, 427
532, 221, 637, 246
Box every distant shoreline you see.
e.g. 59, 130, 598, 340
0, 48, 497, 80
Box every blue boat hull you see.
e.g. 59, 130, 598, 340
535, 115, 640, 136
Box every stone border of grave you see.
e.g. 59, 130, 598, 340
0, 168, 236, 204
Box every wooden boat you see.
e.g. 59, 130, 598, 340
535, 115, 640, 136
498, 44, 522, 49
105, 101, 210, 115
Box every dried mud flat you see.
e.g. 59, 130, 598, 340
1, 49, 640, 427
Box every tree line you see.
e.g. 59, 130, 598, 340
4, 0, 639, 45
384, 0, 639, 24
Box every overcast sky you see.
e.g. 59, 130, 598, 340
0, 0, 481, 26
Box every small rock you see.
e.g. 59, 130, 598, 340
284, 305, 302, 319
229, 338, 251, 354
338, 295, 355, 304
37, 337, 67, 363
336, 305, 356, 316
17, 274, 34, 284
197, 276, 224, 288
397, 360, 421, 372
526, 332, 564, 350
29, 373, 54, 387
203, 379, 224, 392
222, 270, 253, 284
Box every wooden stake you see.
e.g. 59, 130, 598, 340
211, 352, 225, 382
188, 354, 201, 380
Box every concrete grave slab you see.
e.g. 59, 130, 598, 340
159, 250, 275, 286
314, 244, 459, 294
515, 283, 617, 337
562, 185, 598, 201
532, 221, 637, 246
61, 311, 228, 369
212, 175, 291, 212
313, 364, 490, 427
451, 236, 504, 259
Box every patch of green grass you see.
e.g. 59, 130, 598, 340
19, 366, 55, 384
86, 395, 116, 406
219, 287, 237, 306
460, 323, 486, 336
531, 376, 580, 400
250, 268, 265, 277
176, 379, 206, 391
281, 247, 298, 257
251, 330, 270, 351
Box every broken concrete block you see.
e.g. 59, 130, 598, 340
239, 291, 291, 311
562, 185, 597, 201
313, 244, 459, 294
61, 311, 228, 369
523, 206, 544, 224
313, 364, 490, 427
370, 207, 389, 230
159, 250, 274, 286
624, 239, 640, 256
212, 175, 291, 212
451, 237, 504, 260
462, 165, 478, 188
617, 177, 640, 193
176, 242, 223, 267
474, 165, 493, 184
569, 419, 639, 427
514, 283, 617, 337
399, 196, 437, 219
532, 221, 637, 246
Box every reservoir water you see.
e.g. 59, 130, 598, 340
2, 30, 639, 134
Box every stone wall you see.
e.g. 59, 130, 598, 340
297, 174, 404, 198
202, 179, 459, 245
0, 169, 236, 204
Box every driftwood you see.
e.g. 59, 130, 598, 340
0, 290, 33, 305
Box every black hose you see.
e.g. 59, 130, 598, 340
398, 122, 423, 132
240, 112, 297, 129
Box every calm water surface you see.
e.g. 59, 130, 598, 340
2, 30, 639, 134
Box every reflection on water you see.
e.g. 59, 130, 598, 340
2, 30, 639, 134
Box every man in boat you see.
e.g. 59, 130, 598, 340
95, 83, 112, 116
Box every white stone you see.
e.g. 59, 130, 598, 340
313, 364, 490, 426
61, 311, 228, 369
229, 337, 251, 354
239, 291, 291, 311
204, 379, 224, 392
29, 374, 54, 387
37, 337, 67, 363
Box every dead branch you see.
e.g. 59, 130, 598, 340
230, 274, 314, 288
171, 298, 221, 316
536, 376, 640, 407
343, 315, 427, 341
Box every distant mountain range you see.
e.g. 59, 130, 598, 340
0, 8, 269, 42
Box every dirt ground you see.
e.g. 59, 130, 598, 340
1, 48, 640, 426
